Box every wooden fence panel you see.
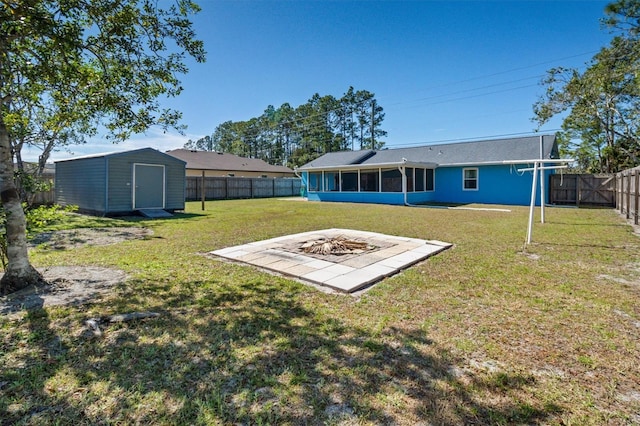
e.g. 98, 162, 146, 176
252, 179, 274, 198
616, 166, 640, 225
226, 178, 252, 199
549, 174, 616, 206
185, 177, 301, 201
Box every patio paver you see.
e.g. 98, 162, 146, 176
210, 228, 452, 293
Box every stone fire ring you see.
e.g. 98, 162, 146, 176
210, 229, 452, 294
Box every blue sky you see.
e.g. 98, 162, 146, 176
30, 0, 615, 162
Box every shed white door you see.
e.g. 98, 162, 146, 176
133, 164, 165, 209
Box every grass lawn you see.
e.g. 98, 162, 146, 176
2, 199, 639, 425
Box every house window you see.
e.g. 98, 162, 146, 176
324, 172, 338, 191
463, 168, 478, 190
360, 169, 379, 192
341, 171, 358, 192
426, 169, 434, 191
415, 168, 425, 191
308, 172, 321, 191
405, 168, 414, 192
381, 168, 402, 192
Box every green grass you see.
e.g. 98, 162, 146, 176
2, 199, 640, 425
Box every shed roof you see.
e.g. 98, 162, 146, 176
165, 149, 293, 174
55, 147, 186, 165
298, 135, 559, 170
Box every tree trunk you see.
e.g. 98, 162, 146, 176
0, 117, 44, 295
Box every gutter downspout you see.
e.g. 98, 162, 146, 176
294, 169, 305, 198
398, 164, 409, 206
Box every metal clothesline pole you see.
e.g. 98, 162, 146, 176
517, 162, 571, 245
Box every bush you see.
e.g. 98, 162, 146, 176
0, 204, 78, 268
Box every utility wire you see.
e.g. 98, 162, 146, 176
388, 129, 563, 148
203, 50, 599, 139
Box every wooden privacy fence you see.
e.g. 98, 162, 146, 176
549, 174, 616, 206
615, 166, 640, 225
185, 176, 302, 201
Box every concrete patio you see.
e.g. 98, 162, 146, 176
210, 228, 452, 293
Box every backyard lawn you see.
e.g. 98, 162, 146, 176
1, 199, 639, 425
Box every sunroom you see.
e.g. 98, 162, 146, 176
298, 160, 438, 205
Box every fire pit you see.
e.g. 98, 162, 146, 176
210, 228, 452, 293
300, 236, 374, 256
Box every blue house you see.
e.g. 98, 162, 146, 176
296, 135, 563, 206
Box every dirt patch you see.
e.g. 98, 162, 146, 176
1, 266, 127, 315
1, 227, 149, 315
29, 227, 153, 250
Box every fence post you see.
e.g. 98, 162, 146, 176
614, 174, 619, 211
626, 172, 631, 219
576, 176, 581, 207
201, 171, 205, 210
634, 170, 639, 225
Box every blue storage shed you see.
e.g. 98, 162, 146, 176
55, 147, 186, 216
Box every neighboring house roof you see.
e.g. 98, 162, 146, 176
165, 149, 294, 174
298, 135, 559, 170
54, 147, 186, 165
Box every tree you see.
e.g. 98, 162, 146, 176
184, 135, 214, 151
533, 0, 640, 173
0, 0, 205, 294
185, 87, 387, 169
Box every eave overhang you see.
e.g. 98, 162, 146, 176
296, 160, 438, 172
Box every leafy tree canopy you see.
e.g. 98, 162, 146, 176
0, 0, 205, 294
533, 0, 640, 173
185, 87, 387, 169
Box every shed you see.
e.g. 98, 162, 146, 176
55, 147, 186, 216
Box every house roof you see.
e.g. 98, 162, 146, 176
55, 147, 186, 164
165, 149, 294, 174
297, 135, 559, 170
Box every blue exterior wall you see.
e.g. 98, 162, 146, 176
302, 166, 552, 206
56, 148, 185, 215
433, 165, 551, 206
55, 157, 107, 213
106, 150, 185, 213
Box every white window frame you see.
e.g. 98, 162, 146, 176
463, 168, 479, 191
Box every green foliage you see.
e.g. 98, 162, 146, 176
184, 86, 387, 169
0, 0, 205, 289
533, 0, 640, 173
25, 204, 78, 233
0, 204, 77, 268
1, 0, 206, 168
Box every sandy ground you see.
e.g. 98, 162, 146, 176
0, 227, 150, 315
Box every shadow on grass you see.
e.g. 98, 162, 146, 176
1, 279, 558, 424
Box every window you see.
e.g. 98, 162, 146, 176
308, 172, 321, 191
405, 168, 414, 192
324, 172, 338, 191
463, 168, 478, 190
360, 169, 379, 192
341, 171, 358, 192
415, 168, 425, 191
426, 169, 434, 191
381, 169, 402, 192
